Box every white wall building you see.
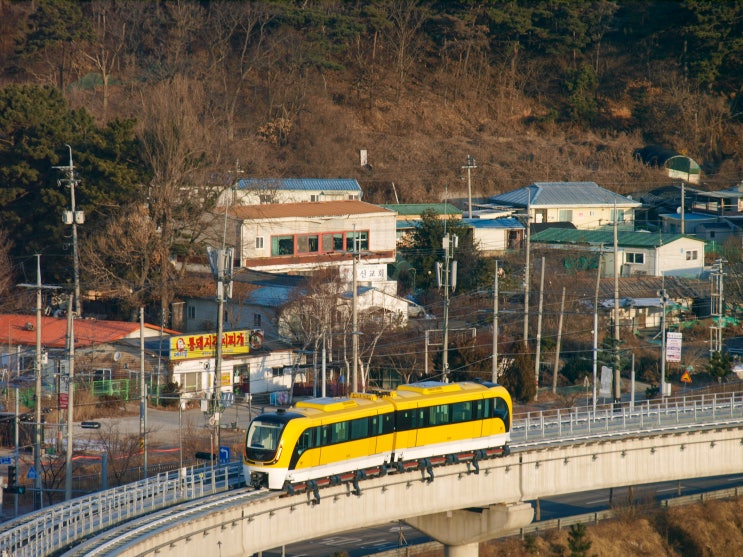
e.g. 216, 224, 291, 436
530, 229, 706, 278
219, 178, 362, 206
227, 200, 397, 274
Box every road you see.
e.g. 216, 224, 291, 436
260, 473, 743, 557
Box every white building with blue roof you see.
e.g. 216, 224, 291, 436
463, 217, 524, 254
489, 181, 641, 230
221, 178, 363, 206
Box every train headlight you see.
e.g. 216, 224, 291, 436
272, 443, 283, 464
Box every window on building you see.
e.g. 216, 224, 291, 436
271, 235, 295, 256
625, 252, 645, 264
255, 237, 264, 249
558, 209, 573, 222
346, 231, 369, 251
272, 367, 284, 377
253, 313, 261, 327
181, 372, 200, 392
187, 306, 196, 320
686, 250, 699, 260
611, 208, 625, 222
310, 194, 320, 202
297, 234, 319, 253
259, 194, 273, 204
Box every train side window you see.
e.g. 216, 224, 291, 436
396, 409, 415, 431
379, 412, 394, 434
452, 401, 472, 423
429, 404, 449, 426
331, 421, 349, 443
473, 399, 485, 420
350, 417, 369, 440
319, 425, 331, 447
296, 428, 313, 456
494, 397, 510, 430
417, 408, 428, 428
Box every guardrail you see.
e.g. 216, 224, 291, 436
0, 460, 243, 557
511, 390, 743, 444
4, 390, 743, 557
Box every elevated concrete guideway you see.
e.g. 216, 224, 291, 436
108, 424, 743, 557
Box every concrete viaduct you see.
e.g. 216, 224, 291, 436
107, 423, 743, 557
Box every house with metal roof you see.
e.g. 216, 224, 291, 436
379, 203, 461, 247
462, 217, 525, 254
530, 228, 706, 278
489, 182, 641, 230
221, 178, 363, 206
226, 200, 397, 274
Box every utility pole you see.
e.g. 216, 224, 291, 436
139, 308, 147, 478
592, 249, 603, 414
462, 155, 476, 219
710, 259, 725, 356
64, 297, 75, 500
523, 194, 532, 347
553, 286, 566, 394
491, 261, 499, 383
534, 257, 545, 400
34, 258, 43, 509
18, 255, 59, 510
54, 146, 83, 317
613, 203, 621, 404
352, 226, 358, 394
659, 285, 668, 398
207, 245, 233, 461
438, 233, 457, 382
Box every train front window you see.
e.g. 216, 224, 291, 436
246, 418, 286, 462
248, 421, 282, 450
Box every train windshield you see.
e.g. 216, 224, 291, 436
246, 419, 285, 461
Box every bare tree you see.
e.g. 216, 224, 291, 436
384, 0, 426, 102
81, 1, 128, 121
137, 75, 222, 322
278, 270, 345, 400
94, 422, 146, 486
80, 203, 159, 320
202, 1, 273, 141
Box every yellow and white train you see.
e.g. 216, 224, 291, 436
244, 380, 512, 492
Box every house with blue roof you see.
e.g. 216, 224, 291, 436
489, 181, 641, 230
222, 178, 363, 206
463, 217, 525, 254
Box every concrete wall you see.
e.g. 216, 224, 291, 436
115, 424, 743, 557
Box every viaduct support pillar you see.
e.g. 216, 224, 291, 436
405, 502, 534, 557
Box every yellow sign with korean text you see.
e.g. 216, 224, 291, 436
170, 331, 250, 360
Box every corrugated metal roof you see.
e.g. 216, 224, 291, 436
244, 285, 297, 307
530, 228, 700, 248
229, 200, 394, 220
236, 178, 362, 192
380, 203, 461, 216
491, 182, 641, 208
0, 315, 169, 348
463, 217, 524, 229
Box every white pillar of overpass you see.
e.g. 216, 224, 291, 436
405, 502, 534, 557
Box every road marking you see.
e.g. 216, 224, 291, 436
657, 487, 679, 493
726, 476, 743, 481
586, 499, 607, 505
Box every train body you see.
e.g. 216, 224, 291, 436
244, 380, 512, 491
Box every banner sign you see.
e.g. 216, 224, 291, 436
599, 366, 612, 398
339, 263, 387, 282
666, 332, 682, 362
170, 331, 250, 360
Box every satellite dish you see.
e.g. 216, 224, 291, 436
114, 351, 121, 361
676, 207, 681, 214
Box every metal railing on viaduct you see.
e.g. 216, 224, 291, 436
3, 391, 743, 557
